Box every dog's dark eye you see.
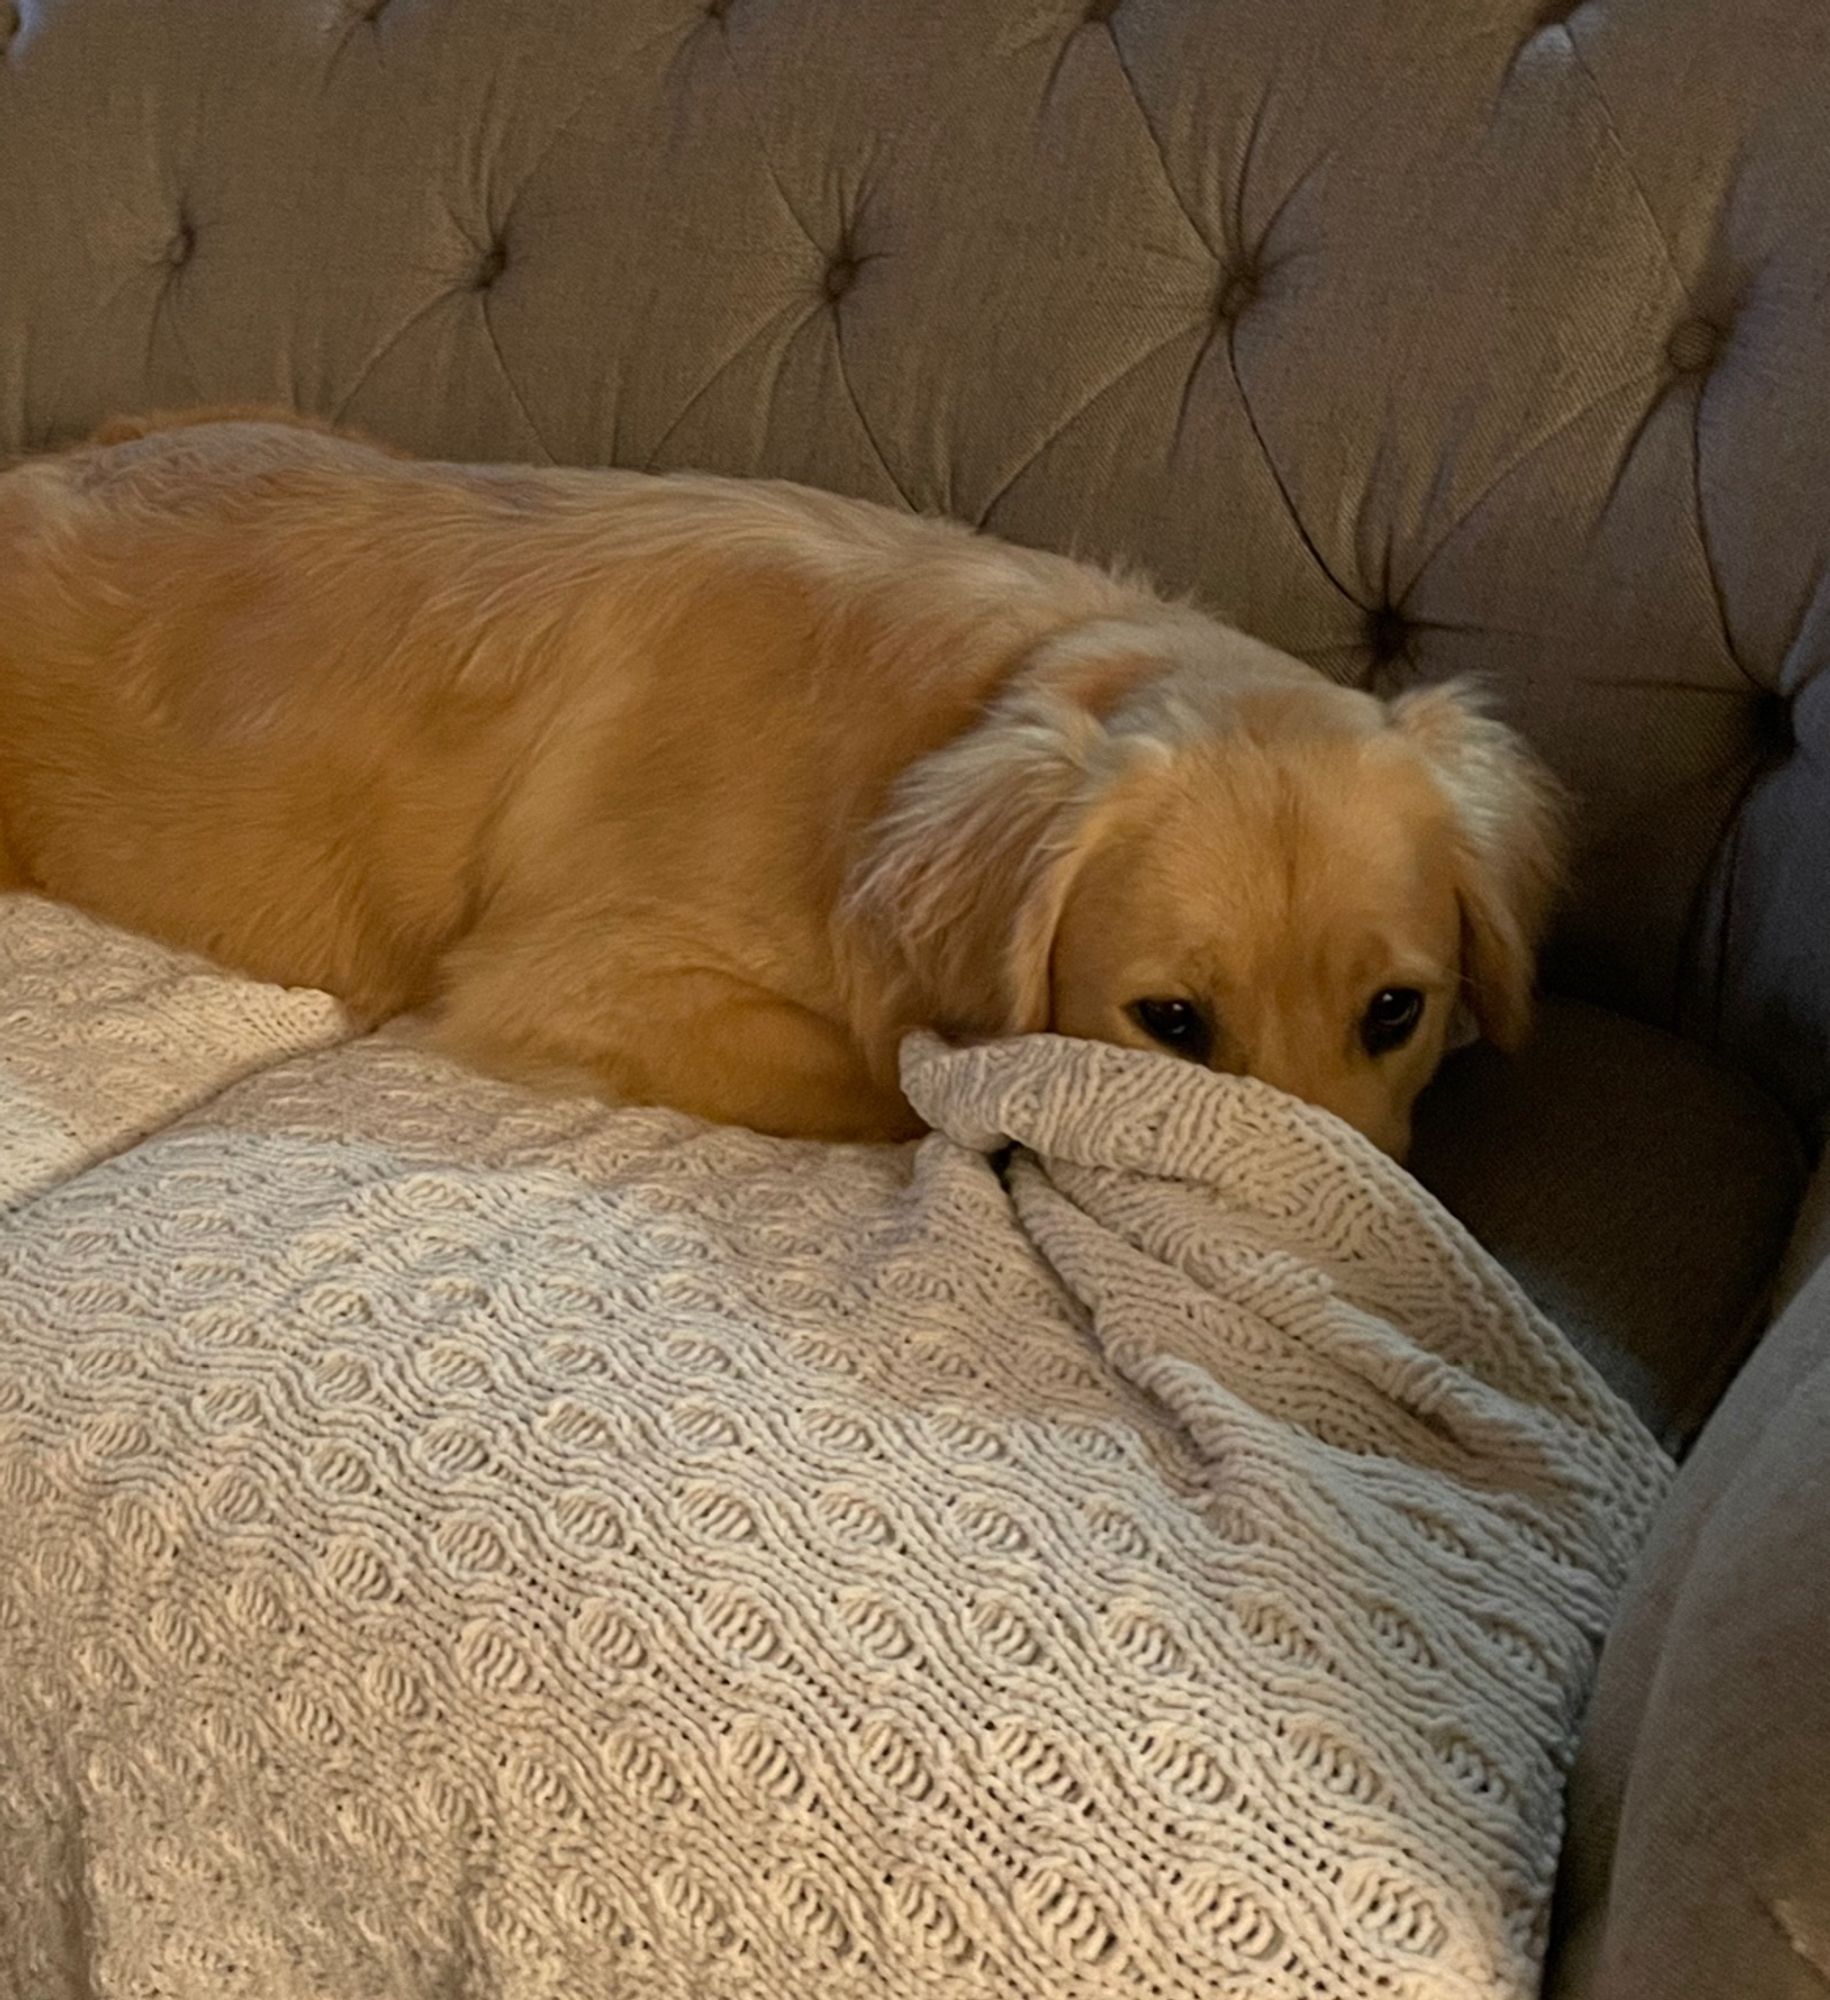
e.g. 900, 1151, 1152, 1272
1361, 986, 1425, 1056
1129, 997, 1214, 1064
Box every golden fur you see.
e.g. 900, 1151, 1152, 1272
0, 409, 1565, 1153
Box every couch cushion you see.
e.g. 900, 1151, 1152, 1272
1410, 998, 1806, 1449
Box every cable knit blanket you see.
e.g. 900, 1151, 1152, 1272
0, 894, 1669, 2000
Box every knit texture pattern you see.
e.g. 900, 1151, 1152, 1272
0, 895, 348, 1213
0, 896, 1671, 2000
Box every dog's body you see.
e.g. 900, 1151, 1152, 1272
0, 411, 1562, 1151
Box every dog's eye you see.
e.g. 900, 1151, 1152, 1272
1361, 986, 1425, 1056
1129, 997, 1214, 1064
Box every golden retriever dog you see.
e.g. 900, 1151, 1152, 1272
0, 408, 1563, 1154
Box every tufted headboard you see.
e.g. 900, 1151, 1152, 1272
1, 0, 1824, 1120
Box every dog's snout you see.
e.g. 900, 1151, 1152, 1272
1236, 1033, 1411, 1160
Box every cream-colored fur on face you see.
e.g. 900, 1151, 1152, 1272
0, 409, 1564, 1149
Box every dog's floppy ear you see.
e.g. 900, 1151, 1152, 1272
845, 676, 1150, 1038
1390, 681, 1567, 1051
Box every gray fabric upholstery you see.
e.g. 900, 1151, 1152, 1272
1776, 1146, 1830, 1317
1551, 1256, 1830, 2000
0, 0, 1824, 1120
1410, 999, 1806, 1448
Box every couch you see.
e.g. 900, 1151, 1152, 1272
0, 0, 1822, 1992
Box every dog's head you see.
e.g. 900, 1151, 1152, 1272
849, 617, 1565, 1159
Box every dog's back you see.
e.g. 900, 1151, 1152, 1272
0, 420, 563, 1010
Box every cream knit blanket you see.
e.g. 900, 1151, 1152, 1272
0, 895, 1669, 2000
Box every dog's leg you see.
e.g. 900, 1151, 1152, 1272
621, 984, 925, 1140
430, 956, 923, 1143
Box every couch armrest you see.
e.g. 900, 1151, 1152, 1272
1552, 1247, 1830, 1998
1776, 1146, 1830, 1318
